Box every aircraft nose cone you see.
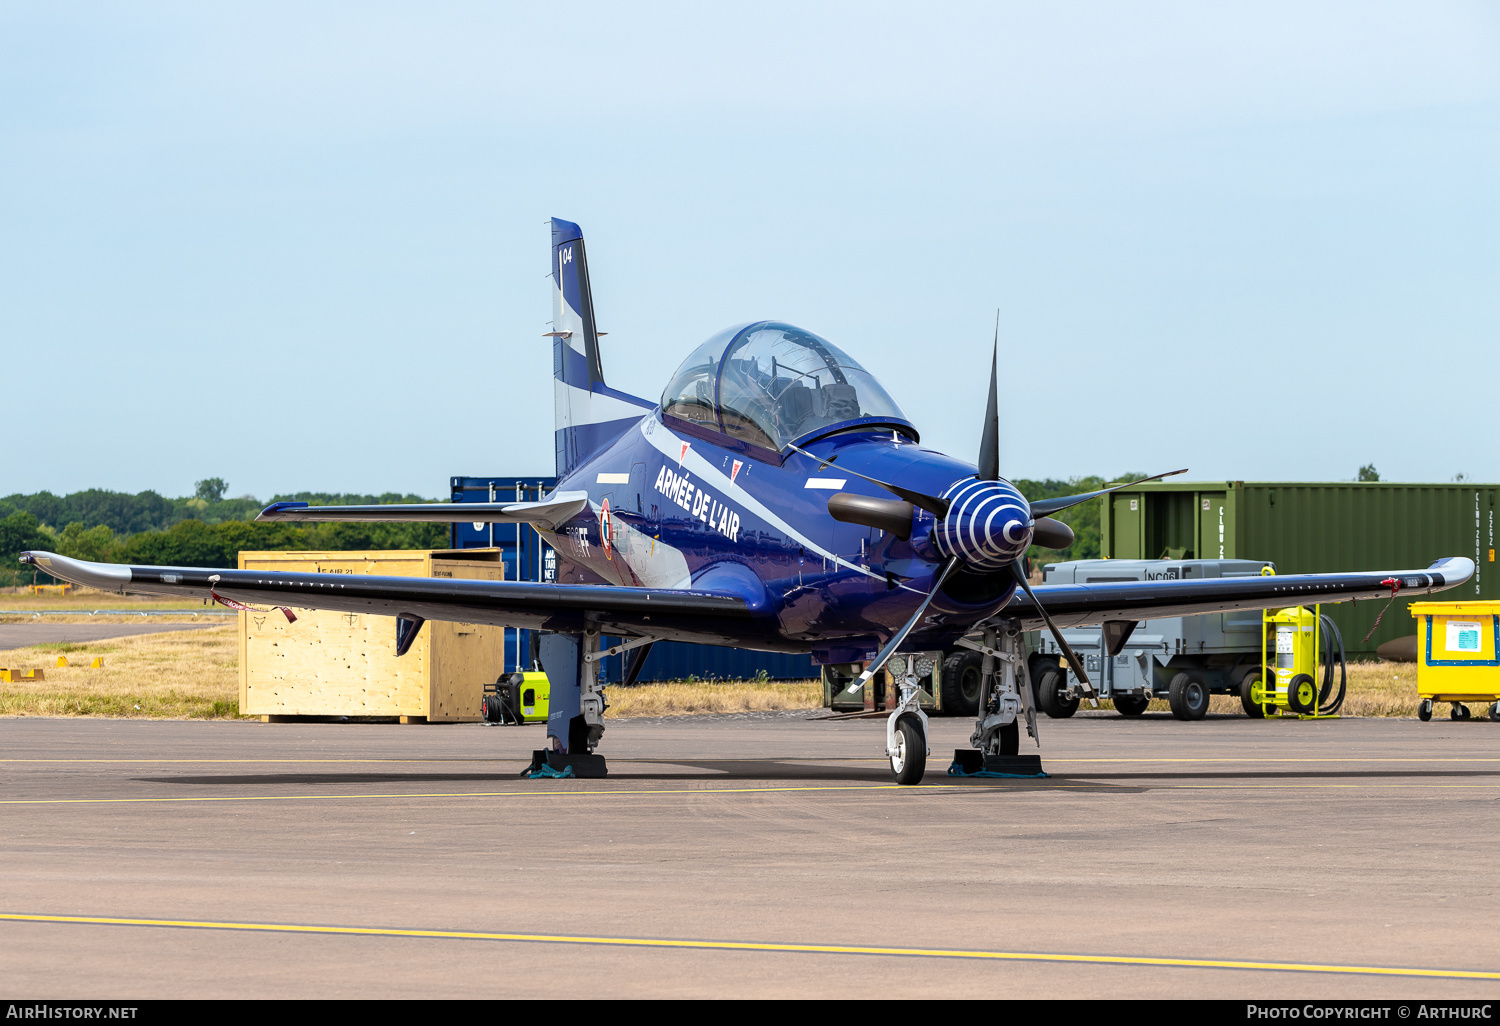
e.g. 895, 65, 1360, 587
932, 479, 1032, 570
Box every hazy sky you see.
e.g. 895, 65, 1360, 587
3, 2, 1497, 500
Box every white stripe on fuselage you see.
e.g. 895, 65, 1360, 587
637, 419, 921, 592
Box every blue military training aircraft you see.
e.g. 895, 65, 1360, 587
24, 218, 1473, 784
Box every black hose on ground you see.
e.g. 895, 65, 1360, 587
1318, 613, 1347, 716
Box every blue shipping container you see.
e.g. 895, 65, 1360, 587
449, 475, 816, 681
450, 476, 557, 673
596, 641, 817, 683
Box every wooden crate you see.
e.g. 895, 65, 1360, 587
238, 549, 503, 722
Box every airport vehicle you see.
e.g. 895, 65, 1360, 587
1035, 558, 1275, 720
1029, 558, 1346, 721
22, 219, 1474, 784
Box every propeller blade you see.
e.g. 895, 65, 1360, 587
843, 557, 962, 694
1029, 468, 1189, 518
786, 444, 950, 517
977, 312, 1000, 482
1009, 561, 1098, 707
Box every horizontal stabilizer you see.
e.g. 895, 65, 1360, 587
256, 491, 589, 531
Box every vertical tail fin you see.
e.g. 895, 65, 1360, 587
550, 218, 604, 389
549, 218, 649, 478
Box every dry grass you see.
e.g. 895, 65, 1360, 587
0, 614, 1464, 720
0, 625, 241, 719
1108, 660, 1435, 717
604, 680, 823, 718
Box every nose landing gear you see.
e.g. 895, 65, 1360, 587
885, 654, 933, 785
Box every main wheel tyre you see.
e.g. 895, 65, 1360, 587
1418, 699, 1433, 722
939, 651, 983, 717
889, 716, 927, 785
1035, 668, 1079, 719
998, 718, 1020, 756
1450, 703, 1471, 721
1238, 673, 1266, 719
1168, 672, 1209, 720
1114, 694, 1150, 717
1028, 654, 1059, 708
1285, 673, 1318, 715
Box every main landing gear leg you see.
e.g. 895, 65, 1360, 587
526, 631, 608, 778
948, 624, 1047, 778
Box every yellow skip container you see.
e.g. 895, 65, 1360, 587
1409, 601, 1500, 722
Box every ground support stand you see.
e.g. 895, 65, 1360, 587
950, 624, 1047, 779
947, 750, 1046, 778
522, 749, 608, 779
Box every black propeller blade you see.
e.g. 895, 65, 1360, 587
1030, 468, 1188, 518
1009, 561, 1097, 706
977, 315, 1000, 482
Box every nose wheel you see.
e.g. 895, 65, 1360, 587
889, 715, 927, 785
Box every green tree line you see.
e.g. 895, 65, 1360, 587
1013, 473, 1142, 568
0, 481, 439, 536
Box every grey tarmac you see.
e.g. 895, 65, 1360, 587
0, 622, 220, 648
0, 711, 1496, 999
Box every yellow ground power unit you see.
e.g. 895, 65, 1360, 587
1248, 602, 1346, 719
483, 670, 551, 724
1409, 601, 1500, 722
238, 548, 506, 722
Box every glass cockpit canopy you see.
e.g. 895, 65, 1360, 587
660, 321, 910, 451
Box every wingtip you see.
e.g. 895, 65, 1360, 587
257, 501, 309, 522
14, 550, 131, 590
1431, 556, 1476, 585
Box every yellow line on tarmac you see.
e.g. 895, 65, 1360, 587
1, 912, 1494, 980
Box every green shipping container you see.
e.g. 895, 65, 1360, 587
1100, 482, 1497, 658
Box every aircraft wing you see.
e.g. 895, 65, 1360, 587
18, 551, 765, 648
255, 491, 589, 531
1004, 557, 1474, 630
